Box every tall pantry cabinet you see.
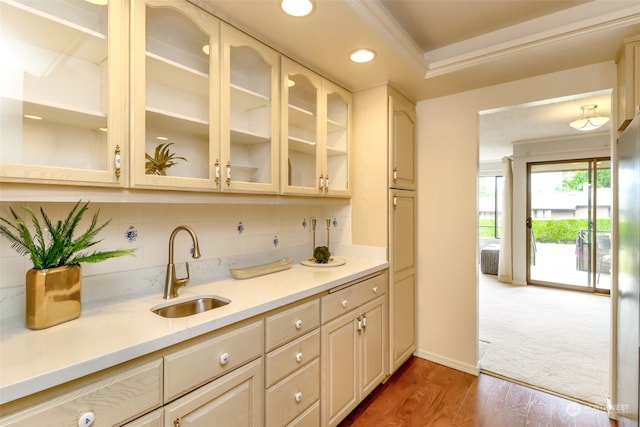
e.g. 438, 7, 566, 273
352, 85, 417, 374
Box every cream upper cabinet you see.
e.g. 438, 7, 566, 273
323, 80, 351, 196
221, 24, 280, 194
0, 0, 128, 186
131, 0, 220, 191
281, 58, 351, 197
616, 35, 640, 131
389, 89, 416, 190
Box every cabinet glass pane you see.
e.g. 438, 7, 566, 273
145, 6, 209, 179
287, 74, 317, 188
326, 91, 348, 192
229, 46, 271, 184
1, 0, 109, 170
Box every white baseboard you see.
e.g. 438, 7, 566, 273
414, 349, 479, 376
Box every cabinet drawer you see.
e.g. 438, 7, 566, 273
164, 320, 263, 402
0, 359, 162, 427
358, 272, 387, 305
123, 408, 163, 427
265, 299, 319, 352
288, 400, 320, 427
265, 329, 320, 387
265, 358, 320, 427
321, 284, 358, 324
164, 358, 264, 427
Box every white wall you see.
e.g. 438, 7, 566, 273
415, 62, 616, 374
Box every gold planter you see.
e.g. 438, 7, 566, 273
26, 265, 81, 330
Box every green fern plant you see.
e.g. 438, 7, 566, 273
145, 143, 187, 175
0, 201, 135, 270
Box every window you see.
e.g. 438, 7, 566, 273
479, 175, 504, 238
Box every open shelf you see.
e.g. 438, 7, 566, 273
21, 99, 107, 130
146, 108, 208, 138
3, 1, 107, 66
289, 104, 316, 131
230, 84, 270, 110
326, 146, 348, 157
230, 128, 270, 145
146, 52, 208, 96
288, 137, 317, 155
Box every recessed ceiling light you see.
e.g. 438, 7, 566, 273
281, 0, 314, 17
156, 136, 169, 141
98, 127, 108, 132
202, 44, 209, 55
350, 49, 376, 63
24, 114, 42, 120
287, 79, 296, 88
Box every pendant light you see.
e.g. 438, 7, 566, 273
569, 104, 609, 131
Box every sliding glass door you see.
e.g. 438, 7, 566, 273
527, 159, 611, 292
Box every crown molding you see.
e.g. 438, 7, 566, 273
425, 3, 640, 78
346, 0, 427, 75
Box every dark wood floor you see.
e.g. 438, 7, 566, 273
339, 357, 617, 427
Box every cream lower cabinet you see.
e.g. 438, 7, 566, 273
162, 319, 264, 427
264, 299, 321, 426
124, 408, 164, 427
0, 357, 163, 427
321, 272, 387, 427
389, 189, 416, 373
164, 358, 263, 427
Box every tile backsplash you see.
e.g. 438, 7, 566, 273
0, 199, 352, 321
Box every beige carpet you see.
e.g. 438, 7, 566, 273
479, 274, 610, 407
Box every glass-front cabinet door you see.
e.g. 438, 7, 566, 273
220, 24, 279, 194
131, 0, 219, 190
0, 0, 127, 186
323, 81, 351, 196
281, 58, 322, 196
281, 58, 351, 197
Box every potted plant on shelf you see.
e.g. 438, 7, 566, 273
145, 142, 187, 176
0, 201, 135, 330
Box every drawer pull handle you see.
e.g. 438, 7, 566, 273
78, 412, 95, 427
220, 352, 230, 365
295, 391, 303, 402
341, 299, 348, 308
373, 286, 378, 293
296, 352, 303, 363
295, 319, 303, 329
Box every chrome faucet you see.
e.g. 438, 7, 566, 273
164, 225, 201, 299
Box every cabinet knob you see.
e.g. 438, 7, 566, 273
78, 412, 95, 427
295, 352, 303, 363
341, 299, 348, 308
372, 286, 378, 293
295, 319, 303, 330
220, 352, 230, 365
294, 391, 303, 402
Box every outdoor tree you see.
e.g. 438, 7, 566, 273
561, 169, 610, 191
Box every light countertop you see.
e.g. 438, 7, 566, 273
0, 257, 387, 405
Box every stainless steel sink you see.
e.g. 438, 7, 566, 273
151, 296, 230, 318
